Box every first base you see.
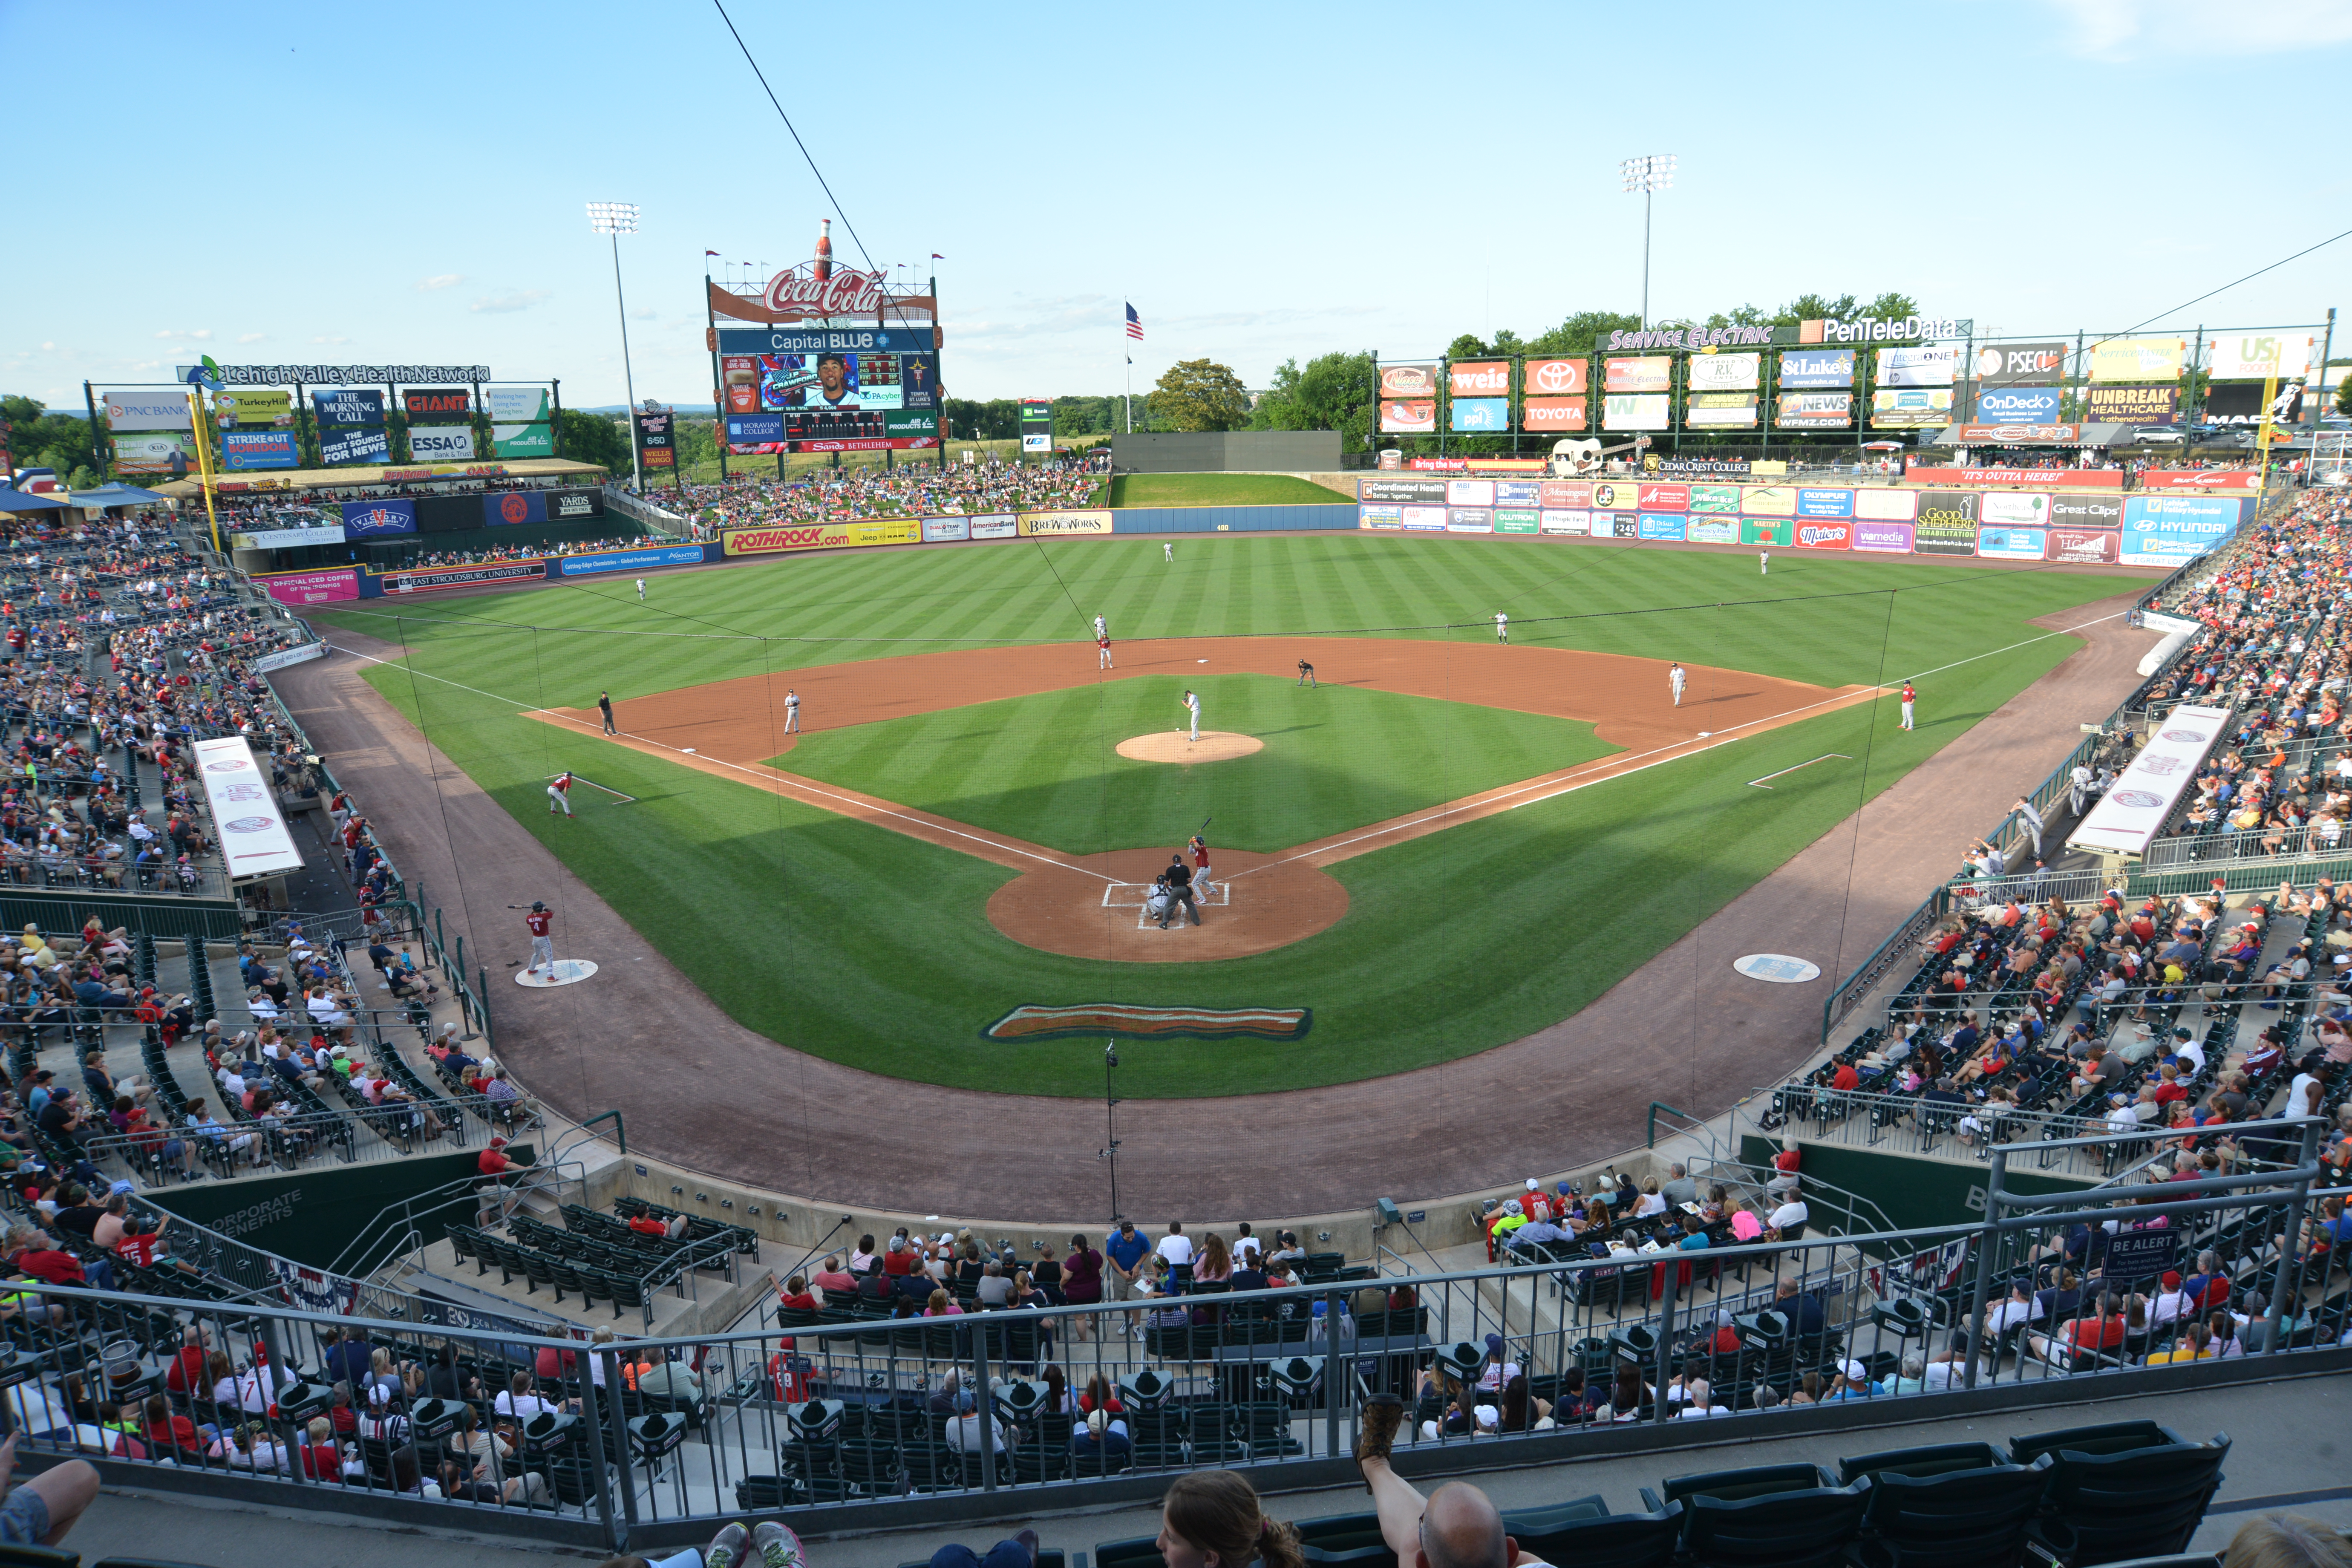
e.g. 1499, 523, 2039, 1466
517, 959, 598, 988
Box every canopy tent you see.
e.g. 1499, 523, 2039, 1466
0, 489, 69, 513
68, 482, 170, 507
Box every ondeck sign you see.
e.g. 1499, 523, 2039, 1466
724, 519, 921, 556
193, 735, 304, 879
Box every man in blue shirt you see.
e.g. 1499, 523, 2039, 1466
1103, 1220, 1151, 1337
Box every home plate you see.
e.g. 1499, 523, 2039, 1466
517, 959, 598, 988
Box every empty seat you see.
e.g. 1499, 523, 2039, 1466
2014, 1427, 2230, 1565
1838, 1443, 2054, 1568
1643, 1466, 1871, 1568
1501, 1502, 1682, 1568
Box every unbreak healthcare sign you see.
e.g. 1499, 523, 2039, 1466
722, 518, 921, 556
1016, 509, 1114, 536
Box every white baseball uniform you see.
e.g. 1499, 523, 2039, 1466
1759, 551, 1770, 575
784, 692, 801, 733
1669, 666, 1686, 706
1164, 541, 1173, 562
1185, 693, 1201, 742
1093, 615, 1106, 639
1494, 612, 1509, 644
635, 579, 646, 600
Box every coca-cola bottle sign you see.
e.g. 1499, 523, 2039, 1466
762, 268, 887, 319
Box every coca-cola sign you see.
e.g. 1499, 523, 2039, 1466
763, 268, 889, 319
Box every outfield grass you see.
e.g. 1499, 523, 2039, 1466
313, 537, 2141, 1098
1106, 473, 1352, 507
776, 676, 1617, 855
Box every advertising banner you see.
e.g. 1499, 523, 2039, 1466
487, 386, 554, 457
1977, 527, 2048, 560
1973, 342, 2068, 387
1449, 361, 1511, 398
1688, 484, 1740, 513
229, 523, 345, 550
313, 388, 384, 426
1870, 388, 1952, 427
555, 544, 712, 576
1913, 490, 1980, 555
1588, 480, 1640, 510
1741, 517, 1793, 546
103, 392, 193, 431
1447, 480, 1495, 506
634, 410, 675, 471
1362, 478, 1449, 505
2048, 527, 2122, 564
1853, 521, 1915, 553
1494, 509, 1539, 534
1740, 484, 1797, 516
1358, 506, 1404, 530
492, 422, 555, 459
2088, 337, 2185, 383
2121, 494, 2242, 566
1397, 506, 1449, 530
1794, 520, 1853, 550
1494, 481, 1541, 506
2049, 494, 2124, 529
1777, 350, 1856, 388
1687, 353, 1761, 392
401, 387, 473, 424
1539, 509, 1590, 535
382, 561, 547, 594
725, 519, 922, 556
1447, 508, 1494, 533
1657, 456, 1755, 476
1450, 398, 1509, 432
408, 426, 478, 462
1952, 422, 2080, 443
1604, 357, 1674, 393
1685, 517, 1741, 545
1603, 393, 1670, 430
2205, 331, 2313, 382
725, 412, 785, 453
259, 567, 360, 606
1524, 358, 1588, 396
1975, 386, 2064, 423
1521, 397, 1587, 430
1018, 510, 1113, 537
2068, 703, 2230, 857
2196, 383, 2297, 428
192, 735, 303, 879
483, 490, 548, 527
1379, 400, 1437, 434
249, 643, 329, 675
1378, 363, 1441, 399
1853, 488, 1920, 521
110, 431, 197, 473
1591, 513, 1640, 539
1636, 513, 1686, 542
713, 326, 934, 357
1905, 465, 2121, 489
1541, 481, 1593, 507
1685, 392, 1759, 428
1792, 487, 1851, 518
969, 514, 1020, 539
2084, 383, 2177, 425
1876, 345, 1961, 387
1637, 483, 1689, 511
213, 389, 294, 428
1776, 392, 1853, 427
2136, 469, 2260, 490
1978, 491, 2052, 527
219, 431, 300, 469
340, 498, 418, 538
551, 488, 602, 519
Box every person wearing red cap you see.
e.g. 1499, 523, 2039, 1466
477, 1137, 525, 1177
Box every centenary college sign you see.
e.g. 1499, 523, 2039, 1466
763, 268, 890, 318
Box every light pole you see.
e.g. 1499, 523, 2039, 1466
586, 201, 643, 493
1099, 1043, 1122, 1224
1620, 154, 1677, 329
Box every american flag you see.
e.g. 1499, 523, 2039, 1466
1125, 303, 1144, 341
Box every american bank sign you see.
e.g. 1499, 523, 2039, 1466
176, 363, 492, 386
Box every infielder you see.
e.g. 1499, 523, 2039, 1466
1758, 550, 1770, 576
1188, 833, 1215, 900
1899, 680, 1916, 731
1098, 632, 1114, 670
524, 900, 554, 974
547, 771, 574, 816
635, 578, 646, 601
1669, 662, 1687, 706
1296, 657, 1316, 688
1164, 540, 1174, 563
1494, 611, 1509, 644
1182, 689, 1202, 743
1093, 614, 1107, 639
784, 689, 801, 733
597, 690, 617, 735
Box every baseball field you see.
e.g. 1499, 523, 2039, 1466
310, 533, 2137, 1099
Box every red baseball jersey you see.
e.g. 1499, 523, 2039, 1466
1190, 839, 1210, 868
552, 774, 572, 794
525, 910, 552, 937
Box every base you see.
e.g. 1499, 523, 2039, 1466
516, 959, 599, 988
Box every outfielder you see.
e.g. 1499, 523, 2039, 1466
1093, 614, 1107, 639
1669, 662, 1687, 706
784, 689, 801, 733
524, 900, 554, 975
1899, 680, 1916, 731
1189, 834, 1215, 900
1164, 540, 1173, 563
635, 579, 646, 601
1494, 611, 1509, 644
1098, 632, 1114, 669
1182, 689, 1201, 743
547, 771, 574, 816
1758, 550, 1770, 575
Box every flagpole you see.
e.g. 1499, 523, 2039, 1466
1124, 294, 1133, 434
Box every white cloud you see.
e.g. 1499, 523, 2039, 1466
311, 335, 351, 345
2045, 0, 2352, 56
238, 332, 267, 343
631, 308, 657, 320
416, 273, 463, 291
38, 342, 53, 352
153, 329, 212, 340
471, 289, 551, 314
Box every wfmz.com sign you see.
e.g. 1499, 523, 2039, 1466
178, 363, 491, 386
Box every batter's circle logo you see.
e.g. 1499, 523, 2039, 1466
223, 816, 278, 833
2111, 789, 2165, 809
500, 493, 529, 524
2159, 729, 2208, 743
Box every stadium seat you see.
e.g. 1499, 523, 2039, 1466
1093, 1538, 1167, 1568
1501, 1502, 1681, 1568
2010, 1425, 2229, 1565
1643, 1466, 1870, 1568
1837, 1443, 2054, 1568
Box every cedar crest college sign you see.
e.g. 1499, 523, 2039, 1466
176, 363, 493, 386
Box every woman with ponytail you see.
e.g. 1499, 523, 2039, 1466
1158, 1470, 1306, 1568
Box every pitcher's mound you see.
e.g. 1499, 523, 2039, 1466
1117, 730, 1262, 763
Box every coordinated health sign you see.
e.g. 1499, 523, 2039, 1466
193, 735, 304, 879
2067, 703, 2229, 857
2121, 494, 2242, 566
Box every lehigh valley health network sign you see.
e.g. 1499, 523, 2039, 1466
177, 364, 492, 386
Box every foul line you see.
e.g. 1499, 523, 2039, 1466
326, 641, 1118, 884
1749, 754, 1852, 790
546, 772, 638, 804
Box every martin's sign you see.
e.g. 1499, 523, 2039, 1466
1790, 315, 1970, 345
1603, 325, 1775, 352
764, 268, 889, 320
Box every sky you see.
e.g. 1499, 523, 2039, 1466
6, 0, 2351, 411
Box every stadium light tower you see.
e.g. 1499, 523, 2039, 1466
1620, 155, 1676, 329
587, 201, 643, 493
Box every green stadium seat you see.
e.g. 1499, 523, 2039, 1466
2018, 1429, 2230, 1566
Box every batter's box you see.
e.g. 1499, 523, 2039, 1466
1104, 880, 1231, 927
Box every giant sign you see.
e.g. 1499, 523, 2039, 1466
400, 388, 473, 423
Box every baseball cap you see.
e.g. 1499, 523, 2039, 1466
1841, 1360, 1868, 1382
2162, 1271, 2183, 1291
1484, 1333, 1504, 1355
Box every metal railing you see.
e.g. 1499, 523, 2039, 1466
2146, 818, 2351, 870
9, 1125, 2342, 1550
1821, 889, 1949, 1039
1758, 1084, 2164, 1180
